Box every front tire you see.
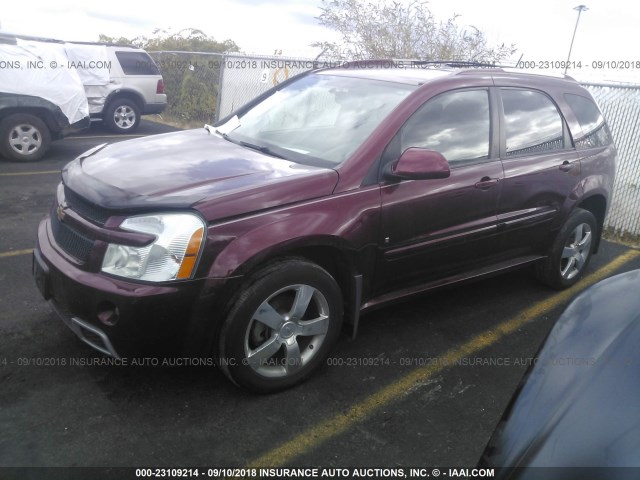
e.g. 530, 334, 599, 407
104, 98, 141, 133
0, 113, 51, 162
536, 208, 597, 289
218, 259, 344, 393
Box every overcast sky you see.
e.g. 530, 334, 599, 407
1, 0, 638, 83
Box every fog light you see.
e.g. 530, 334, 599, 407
97, 302, 120, 326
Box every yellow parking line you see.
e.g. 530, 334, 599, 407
246, 249, 640, 469
0, 248, 33, 258
0, 170, 59, 177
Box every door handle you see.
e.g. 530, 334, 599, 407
559, 161, 573, 172
475, 176, 499, 190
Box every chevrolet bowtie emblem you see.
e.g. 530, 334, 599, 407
56, 204, 67, 222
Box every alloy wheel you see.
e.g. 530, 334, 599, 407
244, 284, 330, 378
560, 222, 592, 280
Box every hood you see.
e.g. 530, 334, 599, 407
62, 129, 339, 220
481, 269, 640, 476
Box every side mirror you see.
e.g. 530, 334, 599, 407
386, 148, 451, 181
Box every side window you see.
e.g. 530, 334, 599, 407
115, 51, 160, 75
400, 89, 490, 166
565, 94, 613, 149
501, 89, 564, 157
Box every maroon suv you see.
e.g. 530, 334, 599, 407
33, 62, 616, 392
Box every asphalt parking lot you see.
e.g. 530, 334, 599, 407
1, 121, 639, 475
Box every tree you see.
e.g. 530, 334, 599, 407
97, 34, 144, 48
312, 0, 516, 62
98, 28, 239, 53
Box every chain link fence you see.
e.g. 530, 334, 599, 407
150, 51, 640, 236
584, 84, 640, 237
217, 53, 321, 118
148, 51, 225, 125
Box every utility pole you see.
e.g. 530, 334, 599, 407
565, 5, 588, 74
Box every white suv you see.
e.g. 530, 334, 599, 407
0, 35, 90, 162
65, 43, 167, 133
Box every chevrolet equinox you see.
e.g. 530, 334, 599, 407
33, 61, 616, 392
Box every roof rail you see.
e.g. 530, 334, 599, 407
410, 60, 510, 69
336, 59, 402, 69
311, 58, 578, 81
326, 59, 515, 70
412, 60, 580, 81
0, 32, 135, 48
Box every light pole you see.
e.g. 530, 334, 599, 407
565, 5, 588, 74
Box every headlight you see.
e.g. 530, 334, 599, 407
101, 213, 205, 282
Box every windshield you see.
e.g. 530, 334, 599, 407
225, 73, 416, 166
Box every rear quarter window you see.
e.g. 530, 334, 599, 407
115, 51, 160, 75
565, 93, 613, 149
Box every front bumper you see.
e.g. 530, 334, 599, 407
34, 215, 227, 358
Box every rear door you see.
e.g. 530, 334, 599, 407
375, 88, 504, 293
496, 87, 580, 257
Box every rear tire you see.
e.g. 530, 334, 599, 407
536, 208, 597, 289
217, 259, 343, 393
0, 113, 51, 162
104, 98, 141, 133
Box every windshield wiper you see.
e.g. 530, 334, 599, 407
207, 123, 288, 160
236, 139, 288, 160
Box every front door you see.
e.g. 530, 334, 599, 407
375, 89, 503, 294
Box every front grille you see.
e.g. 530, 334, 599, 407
64, 186, 111, 225
50, 209, 95, 263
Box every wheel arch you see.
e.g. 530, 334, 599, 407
225, 237, 361, 296
0, 107, 63, 139
210, 236, 372, 338
104, 89, 145, 113
576, 193, 607, 253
